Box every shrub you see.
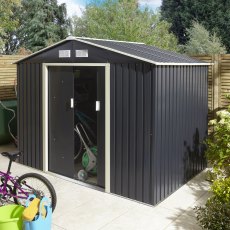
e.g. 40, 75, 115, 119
195, 178, 230, 230
212, 177, 230, 203
195, 99, 230, 229
195, 197, 230, 230
205, 107, 230, 177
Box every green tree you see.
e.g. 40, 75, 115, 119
16, 0, 70, 52
0, 0, 20, 53
161, 0, 230, 52
182, 22, 226, 55
72, 0, 178, 51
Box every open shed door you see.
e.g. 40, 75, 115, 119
73, 66, 105, 188
48, 66, 74, 178
96, 67, 105, 187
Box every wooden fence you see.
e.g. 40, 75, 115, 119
0, 55, 24, 100
0, 54, 230, 119
193, 54, 230, 120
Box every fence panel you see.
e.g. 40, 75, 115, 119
220, 54, 230, 108
192, 55, 214, 120
0, 55, 24, 100
1, 54, 230, 116
194, 54, 230, 121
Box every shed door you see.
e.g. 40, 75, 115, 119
97, 67, 105, 187
48, 66, 74, 178
74, 66, 105, 187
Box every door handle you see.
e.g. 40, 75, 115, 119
70, 98, 74, 108
96, 101, 100, 111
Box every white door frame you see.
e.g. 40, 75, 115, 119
42, 63, 110, 193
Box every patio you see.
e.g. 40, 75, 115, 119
0, 143, 210, 230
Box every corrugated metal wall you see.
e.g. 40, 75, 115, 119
110, 63, 155, 203
110, 64, 208, 205
17, 40, 208, 205
16, 40, 136, 170
153, 65, 208, 203
18, 63, 43, 169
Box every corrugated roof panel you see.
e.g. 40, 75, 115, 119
15, 37, 210, 65
78, 38, 205, 64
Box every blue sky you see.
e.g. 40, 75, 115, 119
57, 0, 162, 17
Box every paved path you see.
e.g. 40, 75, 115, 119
0, 143, 210, 230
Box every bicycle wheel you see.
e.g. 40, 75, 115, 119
13, 173, 57, 211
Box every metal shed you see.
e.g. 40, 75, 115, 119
15, 37, 209, 206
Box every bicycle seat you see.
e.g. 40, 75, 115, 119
1, 152, 22, 161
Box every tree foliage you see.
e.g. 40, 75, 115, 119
3, 0, 70, 53
182, 22, 227, 55
0, 0, 20, 53
72, 0, 178, 51
161, 0, 230, 52
18, 0, 70, 52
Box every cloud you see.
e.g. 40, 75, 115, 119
57, 0, 85, 17
58, 0, 162, 17
138, 0, 162, 9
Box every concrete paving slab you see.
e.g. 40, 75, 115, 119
0, 144, 211, 230
185, 191, 211, 218
100, 205, 179, 230
164, 213, 202, 230
52, 224, 66, 230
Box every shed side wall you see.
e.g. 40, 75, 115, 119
152, 65, 208, 204
110, 64, 208, 205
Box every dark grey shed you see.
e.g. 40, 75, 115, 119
16, 37, 209, 205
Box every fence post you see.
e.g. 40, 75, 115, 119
213, 54, 221, 115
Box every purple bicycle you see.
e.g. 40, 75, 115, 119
0, 152, 57, 211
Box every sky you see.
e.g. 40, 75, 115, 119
57, 0, 162, 17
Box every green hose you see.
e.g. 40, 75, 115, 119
82, 146, 97, 175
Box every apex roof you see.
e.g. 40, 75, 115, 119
15, 36, 210, 66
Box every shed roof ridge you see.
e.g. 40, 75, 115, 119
72, 36, 145, 45
75, 38, 160, 64
76, 38, 209, 65
85, 39, 172, 63
128, 43, 202, 63
76, 36, 201, 63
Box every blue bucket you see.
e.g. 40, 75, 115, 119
23, 196, 52, 230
